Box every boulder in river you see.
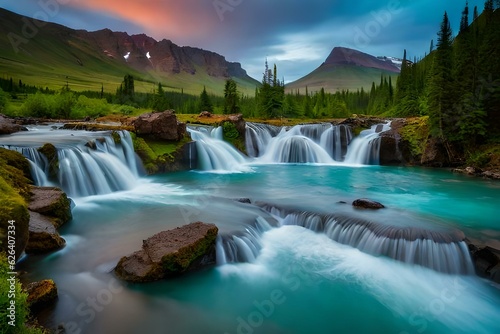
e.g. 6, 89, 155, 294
28, 187, 72, 228
114, 222, 218, 283
352, 198, 385, 209
26, 279, 58, 312
26, 211, 66, 254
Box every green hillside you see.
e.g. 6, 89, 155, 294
286, 64, 399, 94
0, 8, 258, 96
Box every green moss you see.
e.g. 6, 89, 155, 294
111, 131, 121, 144
37, 144, 56, 163
160, 226, 217, 274
37, 144, 58, 178
133, 134, 193, 174
466, 144, 500, 170
400, 116, 430, 158
133, 137, 156, 165
0, 149, 30, 257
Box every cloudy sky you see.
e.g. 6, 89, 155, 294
0, 0, 485, 82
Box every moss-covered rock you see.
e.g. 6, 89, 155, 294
399, 116, 430, 164
114, 222, 218, 283
37, 143, 58, 178
0, 149, 31, 260
132, 134, 196, 174
28, 187, 72, 228
26, 279, 58, 312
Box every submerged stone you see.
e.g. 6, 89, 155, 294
114, 222, 218, 283
352, 198, 385, 209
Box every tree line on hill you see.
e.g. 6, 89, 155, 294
393, 0, 500, 156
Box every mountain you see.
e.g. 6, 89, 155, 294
0, 8, 259, 95
286, 47, 400, 94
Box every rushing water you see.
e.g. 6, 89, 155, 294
2, 125, 500, 334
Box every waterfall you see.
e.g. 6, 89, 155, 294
216, 216, 274, 265
319, 124, 353, 161
187, 127, 249, 172
234, 203, 474, 275
245, 122, 355, 163
1, 130, 142, 198
245, 123, 281, 157
344, 123, 391, 165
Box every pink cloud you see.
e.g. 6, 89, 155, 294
68, 0, 218, 41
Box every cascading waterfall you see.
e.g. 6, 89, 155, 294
246, 122, 355, 164
246, 122, 358, 163
1, 130, 142, 197
216, 216, 274, 264
188, 122, 389, 171
187, 126, 249, 172
256, 203, 474, 274
344, 122, 391, 165
319, 124, 353, 161
245, 122, 281, 157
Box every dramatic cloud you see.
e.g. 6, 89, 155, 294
1, 0, 486, 81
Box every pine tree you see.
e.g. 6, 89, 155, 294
428, 12, 455, 138
199, 86, 213, 112
223, 79, 239, 114
460, 2, 470, 33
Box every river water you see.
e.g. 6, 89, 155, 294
2, 124, 499, 334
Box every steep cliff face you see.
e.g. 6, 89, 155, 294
74, 28, 250, 79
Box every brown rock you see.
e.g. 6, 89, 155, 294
134, 110, 186, 141
26, 211, 65, 254
227, 114, 246, 137
199, 111, 212, 117
0, 114, 27, 134
115, 222, 218, 283
29, 187, 72, 228
379, 119, 405, 165
352, 198, 385, 209
26, 279, 58, 311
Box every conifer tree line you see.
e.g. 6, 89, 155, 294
393, 1, 500, 151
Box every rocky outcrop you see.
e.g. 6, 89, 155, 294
25, 186, 72, 253
0, 114, 27, 134
26, 279, 58, 312
469, 244, 500, 284
379, 119, 405, 165
134, 111, 186, 141
453, 167, 500, 180
26, 211, 66, 254
352, 198, 385, 209
28, 187, 72, 228
114, 222, 218, 283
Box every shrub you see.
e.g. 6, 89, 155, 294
119, 105, 136, 116
72, 95, 110, 119
222, 121, 239, 139
21, 93, 54, 118
53, 92, 76, 119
